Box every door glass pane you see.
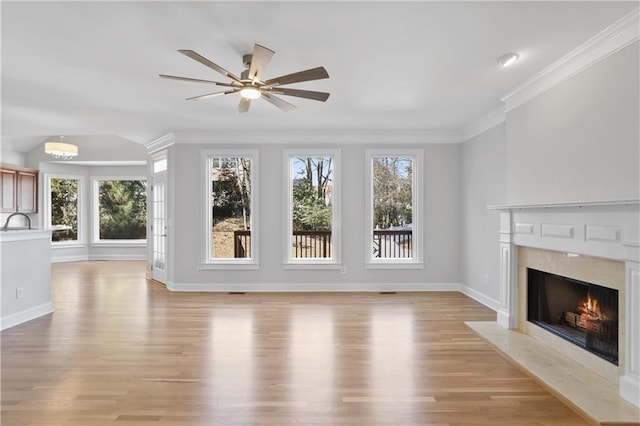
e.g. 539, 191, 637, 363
153, 180, 165, 270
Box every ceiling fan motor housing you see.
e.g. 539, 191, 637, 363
242, 54, 253, 69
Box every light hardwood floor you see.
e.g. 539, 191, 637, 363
2, 261, 590, 426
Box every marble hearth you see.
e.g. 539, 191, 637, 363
469, 200, 640, 424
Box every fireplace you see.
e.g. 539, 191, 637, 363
527, 268, 618, 364
488, 200, 640, 409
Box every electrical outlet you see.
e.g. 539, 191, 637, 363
16, 288, 24, 299
483, 274, 489, 285
341, 266, 347, 274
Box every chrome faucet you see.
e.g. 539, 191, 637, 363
2, 212, 32, 230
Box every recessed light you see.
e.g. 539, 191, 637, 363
498, 52, 520, 68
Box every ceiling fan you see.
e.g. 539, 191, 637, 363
160, 44, 330, 113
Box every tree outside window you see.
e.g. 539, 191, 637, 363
50, 178, 79, 242
98, 180, 147, 240
290, 155, 334, 259
372, 156, 414, 259
210, 156, 252, 259
292, 156, 332, 232
373, 156, 413, 229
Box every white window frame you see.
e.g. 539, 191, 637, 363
283, 149, 342, 269
91, 176, 147, 246
200, 149, 259, 270
365, 149, 424, 269
44, 173, 84, 248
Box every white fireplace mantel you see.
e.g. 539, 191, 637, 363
488, 199, 640, 408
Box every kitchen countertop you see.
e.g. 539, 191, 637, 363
0, 228, 52, 242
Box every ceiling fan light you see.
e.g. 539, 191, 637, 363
498, 52, 520, 68
240, 87, 261, 99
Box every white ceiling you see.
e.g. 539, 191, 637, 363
1, 1, 636, 153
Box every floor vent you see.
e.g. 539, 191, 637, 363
379, 291, 397, 295
228, 292, 246, 295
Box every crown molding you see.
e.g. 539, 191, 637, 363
501, 7, 639, 112
144, 132, 176, 154
168, 129, 463, 145
461, 106, 506, 142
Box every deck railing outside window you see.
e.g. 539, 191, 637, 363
372, 229, 412, 258
233, 230, 412, 259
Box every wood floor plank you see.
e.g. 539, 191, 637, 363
1, 261, 591, 425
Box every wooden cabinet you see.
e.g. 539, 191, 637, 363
1, 168, 17, 211
0, 164, 38, 213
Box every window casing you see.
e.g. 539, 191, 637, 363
201, 149, 259, 269
284, 149, 341, 268
365, 149, 423, 268
45, 174, 83, 246
92, 177, 147, 245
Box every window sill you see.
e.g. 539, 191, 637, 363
92, 240, 147, 247
365, 262, 424, 270
51, 242, 84, 249
283, 262, 343, 270
198, 262, 259, 271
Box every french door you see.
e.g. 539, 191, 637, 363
151, 172, 168, 284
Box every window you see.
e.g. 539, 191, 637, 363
152, 158, 167, 174
202, 149, 258, 268
366, 149, 423, 268
47, 176, 81, 244
92, 178, 147, 243
284, 149, 341, 267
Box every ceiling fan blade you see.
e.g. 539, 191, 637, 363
178, 50, 242, 83
271, 88, 330, 102
248, 44, 275, 83
185, 89, 239, 101
264, 66, 329, 87
237, 98, 251, 114
261, 93, 297, 112
159, 74, 239, 87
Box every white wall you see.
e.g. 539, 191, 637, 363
0, 149, 26, 167
166, 140, 461, 290
460, 124, 505, 308
506, 41, 640, 205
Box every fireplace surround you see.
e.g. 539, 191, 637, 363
489, 200, 639, 408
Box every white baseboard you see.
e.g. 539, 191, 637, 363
51, 255, 89, 263
459, 285, 500, 312
1, 302, 54, 331
88, 254, 147, 261
167, 281, 461, 292
52, 255, 147, 262
620, 373, 640, 408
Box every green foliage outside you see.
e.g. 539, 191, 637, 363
292, 157, 332, 231
373, 157, 413, 229
99, 180, 147, 240
50, 178, 78, 242
211, 158, 251, 229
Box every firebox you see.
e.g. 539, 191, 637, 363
527, 268, 619, 365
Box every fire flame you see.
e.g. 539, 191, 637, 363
578, 295, 606, 321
